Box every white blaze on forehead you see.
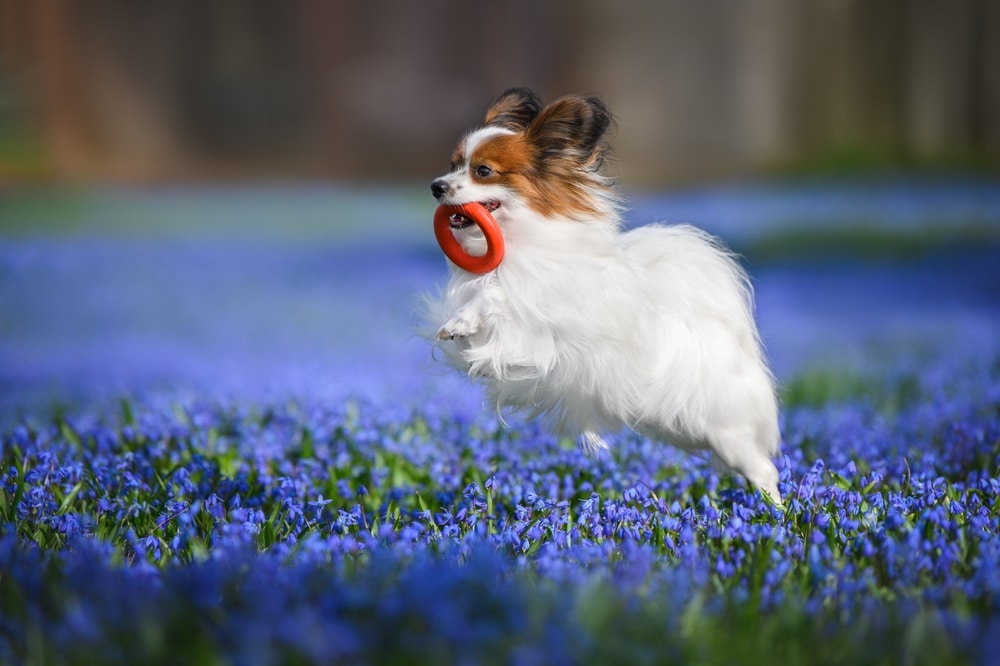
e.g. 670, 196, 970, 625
462, 126, 516, 164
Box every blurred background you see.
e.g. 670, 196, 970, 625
1, 1, 999, 419
1, 0, 998, 185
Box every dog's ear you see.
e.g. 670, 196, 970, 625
526, 94, 612, 167
484, 88, 543, 131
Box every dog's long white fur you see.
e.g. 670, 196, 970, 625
425, 123, 782, 503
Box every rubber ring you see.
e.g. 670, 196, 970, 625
433, 203, 505, 274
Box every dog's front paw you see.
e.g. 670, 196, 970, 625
437, 311, 480, 340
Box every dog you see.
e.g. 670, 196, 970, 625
424, 88, 781, 503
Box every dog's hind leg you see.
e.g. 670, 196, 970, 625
709, 427, 782, 505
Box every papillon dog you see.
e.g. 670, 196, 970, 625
424, 88, 781, 503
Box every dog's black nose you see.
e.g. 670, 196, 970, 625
431, 179, 449, 199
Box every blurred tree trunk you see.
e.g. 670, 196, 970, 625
32, 0, 89, 176
905, 0, 978, 158
802, 0, 907, 159
976, 0, 1000, 155
733, 0, 804, 167
1, 0, 25, 65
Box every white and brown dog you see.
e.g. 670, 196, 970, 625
425, 88, 781, 503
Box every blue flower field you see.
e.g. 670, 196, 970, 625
2, 181, 1000, 664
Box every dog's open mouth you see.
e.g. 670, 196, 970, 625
449, 201, 500, 229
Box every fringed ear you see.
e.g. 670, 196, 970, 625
526, 94, 612, 168
484, 88, 543, 131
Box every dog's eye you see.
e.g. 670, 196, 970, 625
475, 165, 494, 178
449, 162, 459, 172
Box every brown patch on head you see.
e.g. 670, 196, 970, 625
443, 91, 619, 220
469, 122, 616, 220
468, 133, 534, 183
479, 94, 617, 219
520, 94, 616, 219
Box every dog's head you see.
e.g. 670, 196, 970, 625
430, 88, 616, 225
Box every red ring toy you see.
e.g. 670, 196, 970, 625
433, 203, 505, 274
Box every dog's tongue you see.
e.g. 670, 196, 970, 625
449, 213, 474, 229
449, 201, 499, 229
